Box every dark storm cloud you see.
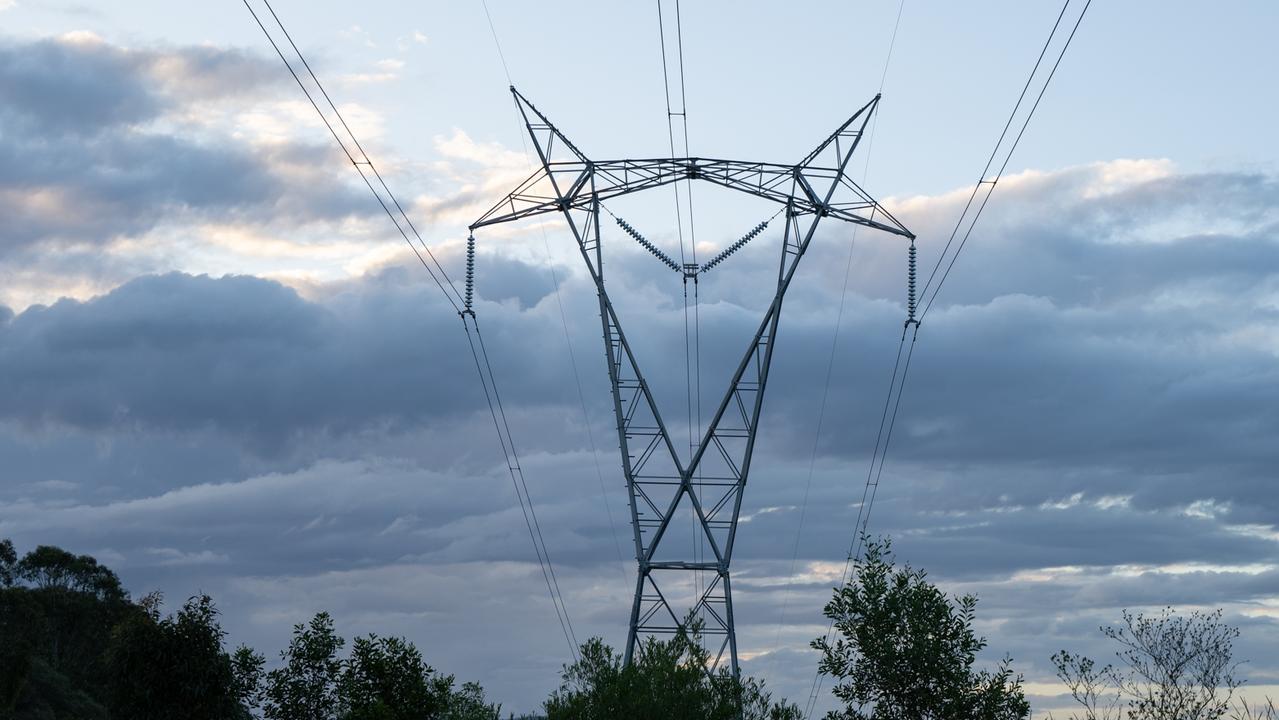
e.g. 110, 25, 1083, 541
7, 159, 1274, 553
0, 269, 576, 450
4, 155, 1279, 712
0, 34, 372, 256
765, 290, 1279, 475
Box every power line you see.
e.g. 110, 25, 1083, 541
242, 0, 580, 661
801, 321, 917, 720
465, 317, 580, 659
479, 0, 512, 85
773, 0, 906, 676
918, 0, 1092, 319
242, 0, 463, 314
477, 0, 630, 582
657, 0, 706, 631
803, 1, 1091, 715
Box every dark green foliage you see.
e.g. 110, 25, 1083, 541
16, 545, 125, 601
1, 542, 138, 718
1, 587, 42, 710
232, 644, 267, 713
545, 622, 800, 720
339, 634, 449, 720
441, 682, 501, 720
104, 593, 252, 720
0, 537, 502, 720
265, 612, 346, 720
812, 537, 1029, 720
0, 540, 254, 719
0, 538, 16, 587
262, 612, 500, 720
5, 656, 109, 720
0, 539, 494, 719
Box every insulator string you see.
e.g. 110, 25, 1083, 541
699, 219, 770, 274
616, 216, 683, 273
906, 240, 918, 326
465, 235, 476, 315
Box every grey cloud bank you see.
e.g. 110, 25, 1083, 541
1, 27, 1277, 718
4, 155, 1279, 711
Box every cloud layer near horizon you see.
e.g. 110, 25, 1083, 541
2, 30, 1278, 718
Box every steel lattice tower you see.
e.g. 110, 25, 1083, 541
470, 87, 913, 675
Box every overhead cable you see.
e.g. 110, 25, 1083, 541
478, 0, 630, 582
918, 0, 1093, 320
242, 0, 463, 314
657, 0, 706, 631
792, 0, 906, 708
804, 1, 1091, 715
243, 0, 580, 661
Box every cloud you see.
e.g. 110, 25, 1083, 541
0, 33, 565, 314
3, 152, 1279, 713
146, 547, 231, 566
0, 32, 276, 137
4, 16, 1276, 715
0, 32, 159, 136
0, 269, 577, 451
0, 32, 379, 291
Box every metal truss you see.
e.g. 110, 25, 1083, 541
470, 87, 913, 677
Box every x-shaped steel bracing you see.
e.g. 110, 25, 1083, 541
470, 87, 912, 677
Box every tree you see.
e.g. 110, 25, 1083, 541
105, 593, 255, 719
264, 614, 499, 720
441, 681, 502, 720
1053, 607, 1246, 720
16, 544, 125, 601
233, 644, 267, 714
5, 657, 109, 720
339, 634, 450, 720
1049, 650, 1121, 720
1, 585, 47, 714
545, 620, 801, 720
0, 541, 501, 720
1, 541, 136, 713
2, 539, 129, 716
0, 538, 16, 587
265, 612, 346, 720
812, 536, 1029, 720
2, 541, 252, 719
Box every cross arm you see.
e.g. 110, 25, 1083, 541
470, 157, 912, 238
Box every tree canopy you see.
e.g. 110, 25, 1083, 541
1052, 607, 1272, 720
10, 534, 1271, 720
255, 611, 501, 720
545, 620, 800, 720
0, 539, 495, 720
812, 536, 1030, 720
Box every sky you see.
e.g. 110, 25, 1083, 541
1, 0, 1278, 716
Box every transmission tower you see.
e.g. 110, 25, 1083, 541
470, 87, 913, 676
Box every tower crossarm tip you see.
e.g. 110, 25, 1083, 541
797, 94, 882, 168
